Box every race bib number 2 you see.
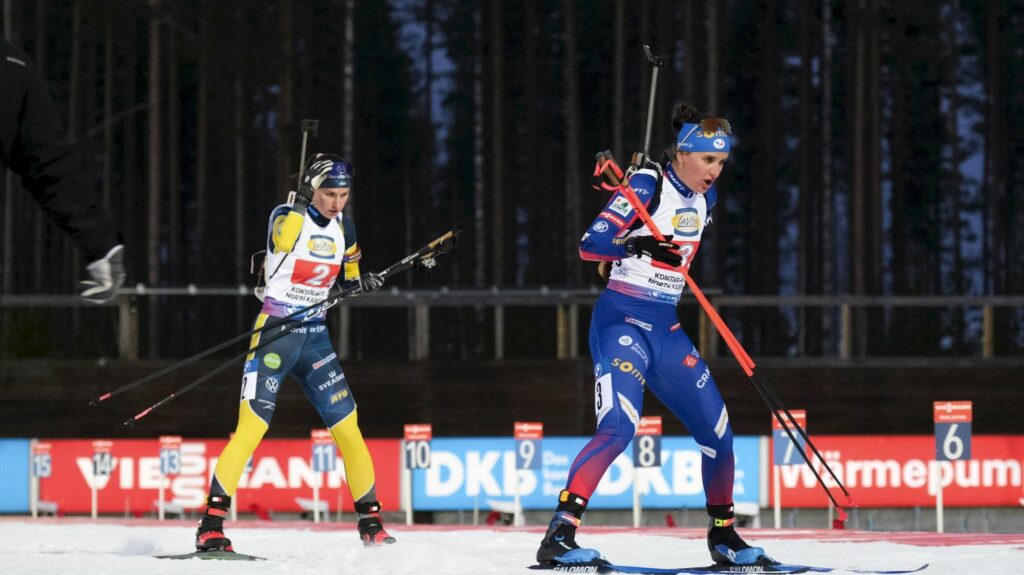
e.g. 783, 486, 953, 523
291, 260, 340, 288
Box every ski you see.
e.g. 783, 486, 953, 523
804, 566, 928, 574
529, 561, 929, 575
530, 559, 809, 574
156, 550, 266, 561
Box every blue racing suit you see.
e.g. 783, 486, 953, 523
566, 164, 734, 505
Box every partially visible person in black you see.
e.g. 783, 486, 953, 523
0, 39, 124, 303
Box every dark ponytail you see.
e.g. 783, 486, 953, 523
670, 102, 702, 134
665, 102, 703, 159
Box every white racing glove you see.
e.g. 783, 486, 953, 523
79, 245, 126, 304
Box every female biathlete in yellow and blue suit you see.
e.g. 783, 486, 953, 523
195, 154, 395, 552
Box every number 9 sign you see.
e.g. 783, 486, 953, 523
934, 401, 972, 461
514, 422, 543, 470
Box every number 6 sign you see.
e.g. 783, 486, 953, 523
934, 401, 972, 461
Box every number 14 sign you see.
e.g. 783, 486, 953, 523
934, 401, 972, 461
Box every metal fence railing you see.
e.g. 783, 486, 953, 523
2, 287, 1022, 362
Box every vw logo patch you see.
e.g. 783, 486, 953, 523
265, 377, 280, 393
618, 335, 633, 346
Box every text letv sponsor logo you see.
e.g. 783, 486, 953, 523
672, 208, 700, 237
307, 235, 338, 259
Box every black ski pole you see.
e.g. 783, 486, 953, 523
90, 283, 357, 406
96, 227, 461, 407
122, 321, 296, 427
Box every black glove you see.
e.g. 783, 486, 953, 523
79, 245, 126, 304
358, 272, 385, 293
624, 235, 681, 267
295, 158, 334, 211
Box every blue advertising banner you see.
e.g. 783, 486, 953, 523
0, 439, 30, 512
411, 436, 760, 511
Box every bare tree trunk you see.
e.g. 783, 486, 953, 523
2, 0, 14, 295
488, 0, 502, 287
341, 0, 354, 215
472, 3, 485, 356
168, 20, 180, 292
750, 0, 779, 351
797, 0, 817, 354
866, 0, 882, 352
123, 5, 138, 292
705, 1, 722, 287
613, 0, 625, 159
234, 1, 246, 332
103, 5, 114, 212
706, 1, 719, 113
148, 0, 162, 357
850, 0, 868, 356
195, 0, 208, 284
683, 0, 695, 105
278, 0, 294, 197
984, 0, 1005, 296
562, 0, 582, 285
33, 0, 47, 292
821, 0, 834, 354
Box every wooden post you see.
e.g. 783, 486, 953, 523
556, 305, 568, 359
982, 305, 994, 359
839, 303, 852, 359
410, 303, 429, 360
699, 300, 719, 359
568, 304, 579, 359
494, 305, 505, 360
336, 305, 350, 361
118, 297, 139, 360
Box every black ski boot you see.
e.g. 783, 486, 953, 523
536, 490, 602, 566
356, 501, 396, 547
195, 494, 233, 552
706, 503, 766, 565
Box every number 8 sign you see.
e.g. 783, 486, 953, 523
633, 416, 662, 468
934, 401, 972, 461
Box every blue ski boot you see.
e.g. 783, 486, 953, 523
536, 490, 604, 566
706, 503, 767, 565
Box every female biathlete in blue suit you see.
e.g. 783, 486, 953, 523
537, 103, 767, 567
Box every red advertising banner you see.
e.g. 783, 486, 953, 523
770, 435, 1024, 507
514, 422, 544, 440
772, 410, 806, 430
310, 429, 334, 444
934, 401, 972, 423
637, 416, 663, 436
37, 438, 400, 514
404, 424, 432, 442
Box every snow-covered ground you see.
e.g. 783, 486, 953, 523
1, 519, 1021, 575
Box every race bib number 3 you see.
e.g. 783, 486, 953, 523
291, 260, 340, 288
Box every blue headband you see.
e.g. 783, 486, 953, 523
321, 159, 353, 188
677, 122, 731, 153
